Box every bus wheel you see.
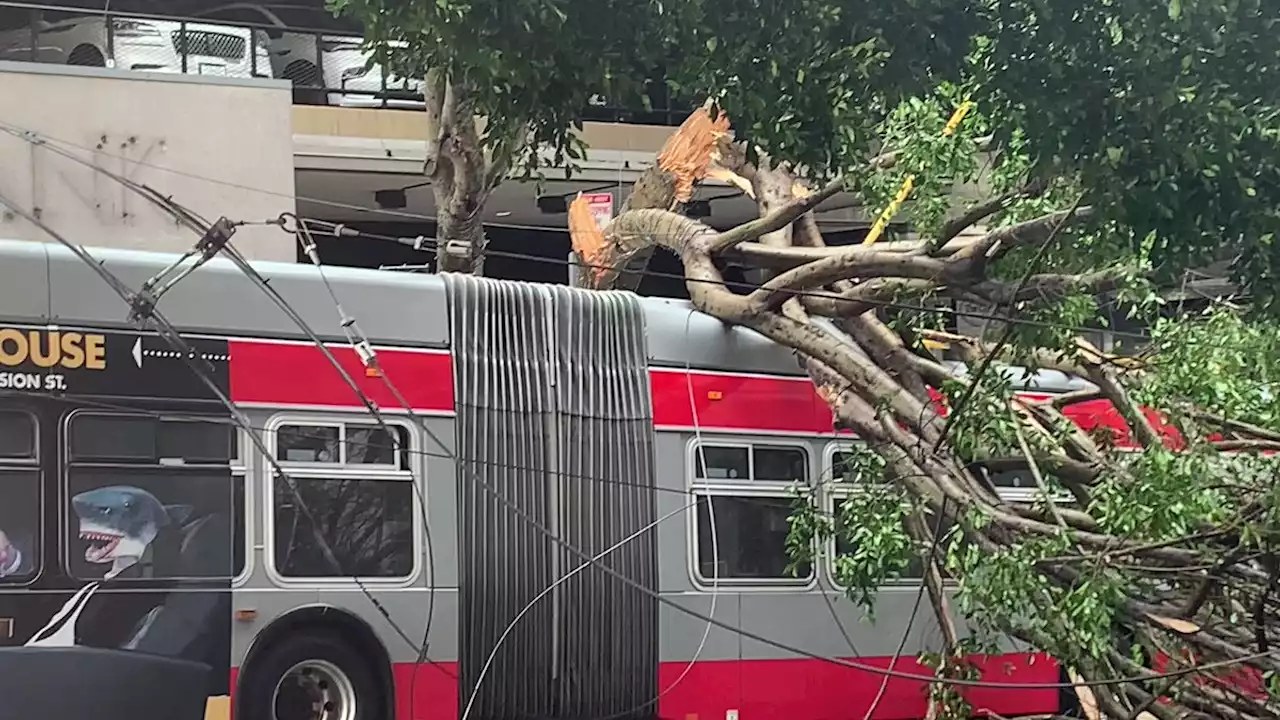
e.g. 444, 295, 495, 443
243, 632, 379, 720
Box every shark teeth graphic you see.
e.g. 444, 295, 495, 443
80, 529, 123, 563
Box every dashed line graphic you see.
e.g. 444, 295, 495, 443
130, 338, 229, 368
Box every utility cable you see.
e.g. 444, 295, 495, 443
284, 215, 1150, 344
460, 499, 701, 720
0, 384, 1262, 692
283, 219, 442, 709
11, 121, 718, 715
38, 141, 450, 678
2, 129, 1267, 693
0, 191, 443, 671
576, 310, 723, 720
0, 220, 1248, 693
0, 119, 1152, 345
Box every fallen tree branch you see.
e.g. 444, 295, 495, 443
971, 268, 1130, 305
707, 177, 846, 253
934, 178, 1048, 250
952, 206, 1096, 269
748, 253, 949, 312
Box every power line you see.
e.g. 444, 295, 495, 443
1, 123, 1268, 696
14, 144, 709, 715
0, 190, 453, 677
0, 379, 1266, 694
90, 170, 460, 687
285, 215, 1153, 343
215, 237, 450, 701
0, 118, 1152, 345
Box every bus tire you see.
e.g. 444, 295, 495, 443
239, 631, 381, 720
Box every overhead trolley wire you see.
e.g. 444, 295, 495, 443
0, 118, 1152, 345
0, 247, 1265, 692
64, 155, 459, 684
15, 141, 708, 717
279, 215, 1151, 344
1, 123, 1268, 696
0, 190, 453, 678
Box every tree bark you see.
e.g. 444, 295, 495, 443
422, 73, 521, 275
569, 105, 731, 291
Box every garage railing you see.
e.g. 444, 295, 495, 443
0, 0, 691, 125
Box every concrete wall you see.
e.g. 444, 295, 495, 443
292, 104, 679, 155
0, 61, 296, 261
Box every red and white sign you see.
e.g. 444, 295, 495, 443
582, 192, 614, 230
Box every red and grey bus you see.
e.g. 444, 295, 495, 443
0, 237, 1142, 720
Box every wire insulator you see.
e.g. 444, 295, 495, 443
339, 315, 377, 367
299, 233, 321, 266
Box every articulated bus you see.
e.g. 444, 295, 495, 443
0, 238, 1142, 720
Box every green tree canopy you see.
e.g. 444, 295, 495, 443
337, 0, 1279, 302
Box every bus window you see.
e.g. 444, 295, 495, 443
0, 409, 39, 583
64, 412, 239, 582
0, 408, 35, 459
689, 440, 814, 586
694, 494, 812, 581
270, 418, 416, 580
272, 476, 414, 578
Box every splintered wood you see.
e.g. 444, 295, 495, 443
569, 105, 731, 283
656, 105, 733, 203
568, 195, 609, 280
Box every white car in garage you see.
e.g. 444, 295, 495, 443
0, 12, 273, 79
194, 3, 423, 108
256, 29, 424, 109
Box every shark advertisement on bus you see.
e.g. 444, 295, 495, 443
0, 325, 236, 713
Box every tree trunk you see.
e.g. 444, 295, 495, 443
422, 70, 517, 276
569, 105, 731, 290
434, 182, 489, 275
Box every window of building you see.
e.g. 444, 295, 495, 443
64, 411, 242, 582
0, 409, 39, 584
689, 441, 812, 585
270, 418, 416, 580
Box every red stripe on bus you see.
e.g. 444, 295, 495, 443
651, 368, 1167, 448
227, 340, 455, 412
392, 661, 460, 720
225, 339, 1172, 448
381, 654, 1058, 720
657, 654, 1061, 720
650, 369, 832, 434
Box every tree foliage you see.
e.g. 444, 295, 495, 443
340, 0, 1280, 298
346, 0, 1280, 716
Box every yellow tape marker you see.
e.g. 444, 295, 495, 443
862, 101, 974, 247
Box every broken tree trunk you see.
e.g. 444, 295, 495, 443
569, 106, 1280, 719
569, 104, 731, 291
